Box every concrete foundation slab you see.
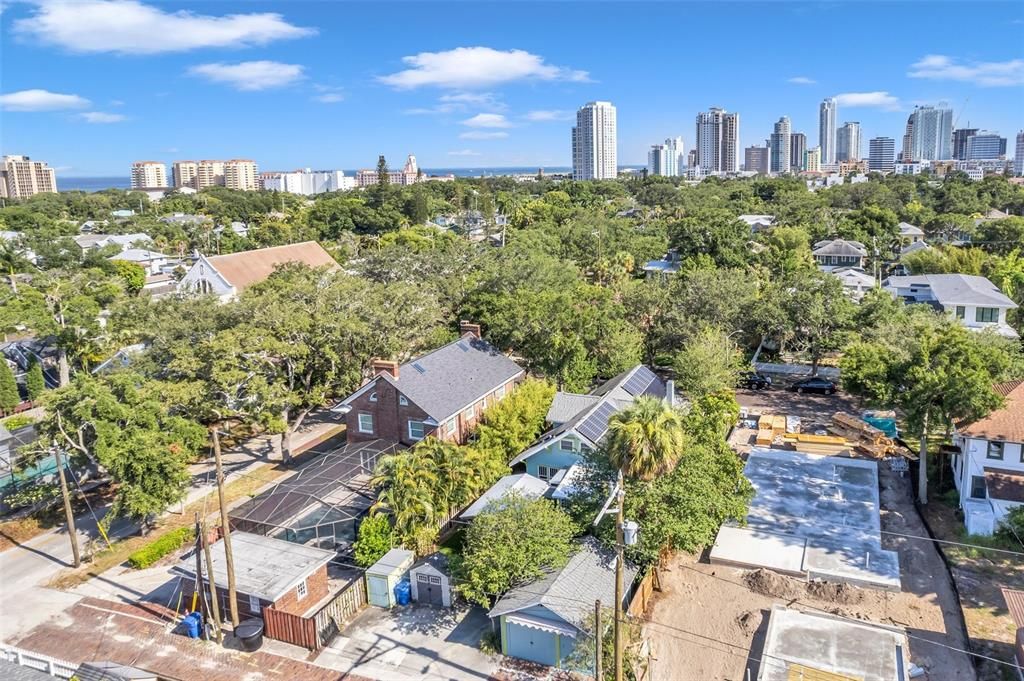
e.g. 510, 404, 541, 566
713, 448, 901, 590
757, 605, 910, 681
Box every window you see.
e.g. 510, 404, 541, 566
976, 307, 998, 323
296, 579, 308, 600
988, 441, 1005, 460
369, 391, 378, 402
496, 385, 506, 399
408, 420, 426, 441
463, 407, 474, 421
955, 305, 966, 319
559, 439, 575, 452
399, 395, 408, 406
445, 418, 456, 435
248, 594, 261, 614
358, 413, 374, 434
538, 465, 559, 482
970, 475, 987, 499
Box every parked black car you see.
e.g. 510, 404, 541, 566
790, 376, 838, 394
738, 371, 772, 390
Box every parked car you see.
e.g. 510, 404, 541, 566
738, 371, 772, 390
790, 376, 837, 394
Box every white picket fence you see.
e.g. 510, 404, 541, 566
0, 645, 78, 678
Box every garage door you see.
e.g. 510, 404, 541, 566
416, 573, 444, 606
506, 622, 557, 667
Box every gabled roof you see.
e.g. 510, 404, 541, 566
900, 240, 931, 257
547, 392, 601, 425
897, 221, 924, 236
173, 531, 334, 602
461, 473, 550, 519
489, 537, 637, 630
884, 274, 1017, 309
111, 249, 169, 262
812, 239, 868, 257
510, 365, 666, 467
830, 267, 874, 287
959, 380, 1024, 443
205, 241, 338, 292
347, 333, 524, 423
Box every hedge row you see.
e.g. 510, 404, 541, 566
127, 526, 195, 569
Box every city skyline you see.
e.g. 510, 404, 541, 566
1, 1, 1022, 176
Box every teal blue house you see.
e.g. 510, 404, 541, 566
488, 537, 637, 670
509, 365, 669, 486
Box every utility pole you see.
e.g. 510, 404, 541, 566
199, 517, 223, 643
53, 446, 80, 567
614, 483, 625, 681
594, 599, 603, 681
212, 426, 239, 627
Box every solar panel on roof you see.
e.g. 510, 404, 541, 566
412, 363, 426, 374
577, 401, 617, 443
622, 366, 657, 396
456, 341, 470, 352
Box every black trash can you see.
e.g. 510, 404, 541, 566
235, 618, 265, 652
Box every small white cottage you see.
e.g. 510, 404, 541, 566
409, 552, 452, 607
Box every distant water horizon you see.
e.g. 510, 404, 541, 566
58, 165, 645, 193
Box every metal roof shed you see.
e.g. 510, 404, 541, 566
366, 548, 415, 608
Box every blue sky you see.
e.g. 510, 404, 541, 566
1, 1, 1022, 176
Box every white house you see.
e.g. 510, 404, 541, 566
883, 273, 1018, 338
951, 380, 1024, 535
738, 214, 775, 232
897, 221, 925, 244
73, 232, 153, 253
812, 238, 868, 271
110, 248, 174, 275
177, 241, 338, 302
830, 266, 875, 301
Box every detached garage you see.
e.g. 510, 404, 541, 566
409, 552, 453, 607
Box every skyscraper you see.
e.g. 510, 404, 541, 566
901, 116, 914, 162
869, 137, 896, 173
952, 127, 979, 160
572, 101, 617, 180
695, 107, 739, 173
818, 98, 837, 165
130, 161, 167, 189
0, 155, 57, 199
647, 137, 684, 177
769, 117, 791, 173
836, 122, 862, 162
789, 133, 807, 172
965, 132, 1007, 160
1015, 131, 1024, 176
744, 146, 770, 174
224, 159, 259, 190
804, 146, 821, 173
173, 161, 198, 189
909, 105, 953, 161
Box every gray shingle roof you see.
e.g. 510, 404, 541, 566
812, 239, 868, 257
488, 536, 638, 629
384, 333, 524, 422
898, 221, 924, 236
0, 660, 55, 681
884, 274, 1017, 308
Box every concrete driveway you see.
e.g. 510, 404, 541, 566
315, 604, 498, 681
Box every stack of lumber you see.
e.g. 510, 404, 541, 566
830, 412, 911, 459
756, 414, 787, 446
788, 433, 851, 455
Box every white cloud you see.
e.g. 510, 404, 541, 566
460, 131, 509, 140
462, 113, 511, 128
908, 54, 1024, 87
313, 93, 344, 103
448, 149, 481, 157
13, 0, 313, 54
379, 47, 589, 89
188, 61, 305, 91
787, 76, 816, 85
524, 110, 573, 122
0, 88, 89, 111
79, 111, 126, 123
835, 91, 902, 111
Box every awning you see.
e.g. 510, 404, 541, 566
506, 613, 578, 639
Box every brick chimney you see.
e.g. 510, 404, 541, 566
371, 359, 400, 379
459, 320, 481, 338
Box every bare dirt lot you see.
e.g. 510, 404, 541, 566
642, 460, 976, 680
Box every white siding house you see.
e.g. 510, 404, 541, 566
951, 380, 1024, 535
884, 274, 1018, 338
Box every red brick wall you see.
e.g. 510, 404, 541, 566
345, 378, 433, 446
272, 565, 329, 616
180, 564, 329, 621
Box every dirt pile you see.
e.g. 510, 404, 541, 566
806, 580, 865, 605
743, 569, 799, 599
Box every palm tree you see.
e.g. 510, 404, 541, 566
605, 395, 685, 480
371, 451, 438, 540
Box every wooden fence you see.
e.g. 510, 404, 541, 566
628, 567, 660, 618
264, 575, 368, 651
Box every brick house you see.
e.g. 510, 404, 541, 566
174, 531, 334, 620
339, 322, 525, 446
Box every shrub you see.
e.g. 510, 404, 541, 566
1, 414, 37, 431
127, 526, 195, 569
354, 513, 394, 567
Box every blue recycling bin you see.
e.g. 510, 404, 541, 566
394, 579, 411, 606
183, 611, 203, 639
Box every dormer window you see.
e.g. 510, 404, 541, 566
988, 441, 1004, 460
